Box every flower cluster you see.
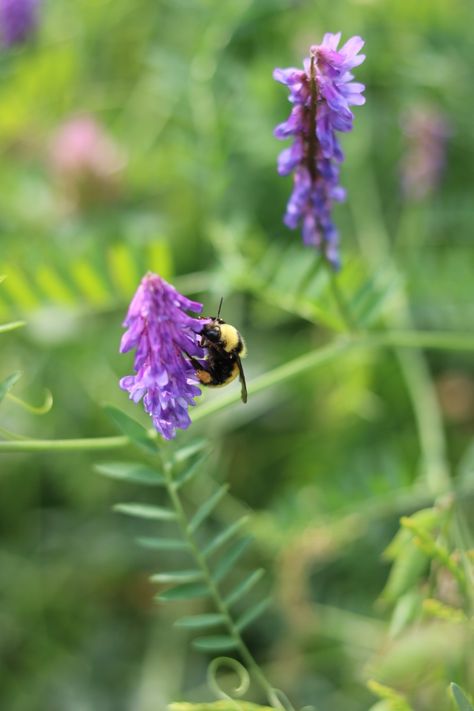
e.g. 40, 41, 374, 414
120, 273, 207, 440
274, 33, 366, 268
0, 0, 39, 47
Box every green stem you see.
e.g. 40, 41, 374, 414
0, 435, 128, 452
163, 461, 282, 707
3, 330, 474, 453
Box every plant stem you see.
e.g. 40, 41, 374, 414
0, 435, 128, 452
3, 330, 474, 453
163, 461, 283, 708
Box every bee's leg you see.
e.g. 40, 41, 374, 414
184, 351, 213, 386
183, 351, 202, 371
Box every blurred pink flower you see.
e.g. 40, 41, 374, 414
400, 105, 451, 202
49, 115, 126, 209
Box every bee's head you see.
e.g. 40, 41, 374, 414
202, 319, 223, 344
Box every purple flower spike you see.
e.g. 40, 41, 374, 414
274, 33, 366, 268
0, 0, 40, 47
120, 273, 207, 440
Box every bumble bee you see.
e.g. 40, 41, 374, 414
187, 299, 248, 404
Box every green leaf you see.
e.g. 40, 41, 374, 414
367, 680, 414, 711
0, 320, 26, 334
150, 570, 203, 584
95, 461, 166, 486
188, 484, 229, 533
174, 452, 209, 488
367, 703, 393, 711
352, 272, 400, 328
192, 635, 238, 652
203, 516, 249, 558
0, 371, 22, 404
114, 503, 176, 521
381, 544, 428, 603
172, 438, 208, 464
389, 590, 422, 638
103, 405, 157, 452
236, 597, 271, 632
451, 684, 474, 711
136, 537, 188, 552
174, 613, 226, 629
225, 568, 264, 607
156, 582, 209, 602
212, 537, 252, 584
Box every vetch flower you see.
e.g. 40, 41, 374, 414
274, 33, 366, 268
120, 273, 207, 440
0, 0, 39, 47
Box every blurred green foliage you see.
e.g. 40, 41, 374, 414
1, 0, 473, 710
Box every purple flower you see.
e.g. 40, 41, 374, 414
0, 0, 39, 47
120, 273, 207, 440
274, 32, 366, 268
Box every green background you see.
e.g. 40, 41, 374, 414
1, 0, 473, 709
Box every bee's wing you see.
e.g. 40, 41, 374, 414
236, 356, 248, 404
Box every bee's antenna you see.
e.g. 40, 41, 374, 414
217, 297, 224, 319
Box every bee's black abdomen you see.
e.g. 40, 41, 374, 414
204, 350, 239, 387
